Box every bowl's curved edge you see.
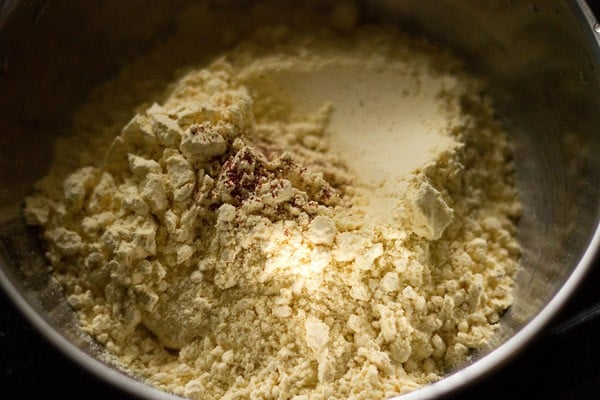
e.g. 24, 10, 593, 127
398, 1, 600, 396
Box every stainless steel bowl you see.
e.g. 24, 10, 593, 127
1, 1, 599, 399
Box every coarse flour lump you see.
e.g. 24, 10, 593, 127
25, 18, 521, 400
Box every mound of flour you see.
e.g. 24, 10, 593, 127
24, 14, 520, 400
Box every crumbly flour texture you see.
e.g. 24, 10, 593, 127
25, 8, 521, 400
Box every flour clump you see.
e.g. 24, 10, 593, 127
24, 10, 521, 400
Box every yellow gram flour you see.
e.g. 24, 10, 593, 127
24, 5, 521, 400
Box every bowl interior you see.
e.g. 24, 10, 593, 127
1, 1, 599, 398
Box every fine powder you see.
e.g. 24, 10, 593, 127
24, 14, 521, 400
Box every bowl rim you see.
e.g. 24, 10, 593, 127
401, 3, 600, 398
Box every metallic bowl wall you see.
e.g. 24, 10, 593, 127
0, 1, 599, 399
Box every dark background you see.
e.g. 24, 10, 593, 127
2, 1, 600, 399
